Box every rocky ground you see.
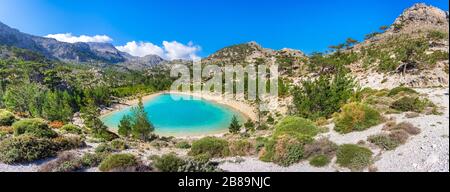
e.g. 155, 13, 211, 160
218, 88, 449, 172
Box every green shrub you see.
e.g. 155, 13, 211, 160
309, 154, 330, 167
80, 153, 105, 168
99, 153, 139, 172
0, 109, 15, 126
0, 135, 57, 164
175, 141, 191, 149
110, 139, 128, 150
12, 118, 57, 138
336, 144, 373, 171
61, 124, 82, 134
189, 137, 230, 158
292, 70, 355, 120
52, 135, 86, 151
388, 87, 418, 97
39, 152, 82, 172
303, 138, 338, 159
255, 137, 269, 151
95, 143, 115, 153
390, 97, 428, 112
229, 140, 254, 156
334, 102, 382, 134
368, 134, 400, 150
259, 135, 304, 167
153, 153, 186, 172
273, 116, 319, 139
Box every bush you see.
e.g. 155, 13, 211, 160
39, 152, 82, 172
52, 135, 86, 151
387, 87, 418, 97
259, 135, 304, 167
388, 130, 409, 144
303, 138, 338, 159
12, 118, 57, 138
175, 141, 191, 149
392, 122, 421, 135
273, 116, 319, 139
309, 155, 330, 167
0, 109, 15, 126
110, 139, 128, 150
390, 97, 428, 112
368, 134, 400, 150
334, 102, 382, 134
189, 137, 230, 158
80, 153, 105, 168
0, 135, 57, 164
153, 153, 186, 172
61, 124, 82, 134
336, 144, 373, 171
99, 153, 139, 172
292, 70, 355, 120
229, 140, 254, 156
95, 143, 115, 153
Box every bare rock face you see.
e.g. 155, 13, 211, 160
393, 3, 448, 26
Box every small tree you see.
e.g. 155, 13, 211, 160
379, 25, 389, 31
229, 115, 241, 134
131, 98, 154, 140
345, 38, 358, 48
118, 115, 133, 137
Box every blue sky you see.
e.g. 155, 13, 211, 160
0, 0, 448, 58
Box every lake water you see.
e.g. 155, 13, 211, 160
100, 93, 245, 136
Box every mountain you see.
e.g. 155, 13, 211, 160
0, 21, 165, 68
348, 3, 449, 88
203, 41, 308, 75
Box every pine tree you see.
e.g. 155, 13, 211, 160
131, 98, 154, 140
229, 115, 241, 134
118, 115, 133, 137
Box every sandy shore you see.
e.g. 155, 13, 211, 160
100, 91, 257, 121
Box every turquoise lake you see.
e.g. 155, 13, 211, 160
100, 93, 245, 136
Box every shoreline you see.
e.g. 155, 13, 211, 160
100, 91, 257, 120
99, 91, 258, 138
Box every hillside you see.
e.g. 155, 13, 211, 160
0, 21, 165, 69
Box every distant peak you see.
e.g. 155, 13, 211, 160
394, 3, 448, 26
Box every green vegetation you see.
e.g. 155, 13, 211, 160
189, 137, 230, 158
387, 86, 418, 97
367, 134, 401, 150
0, 135, 56, 163
334, 102, 382, 134
336, 144, 373, 171
0, 134, 84, 164
229, 140, 254, 156
228, 115, 241, 134
98, 153, 139, 172
60, 124, 82, 134
390, 96, 430, 112
118, 98, 154, 141
153, 153, 186, 172
309, 155, 330, 167
259, 135, 305, 166
0, 109, 15, 126
12, 118, 57, 138
293, 69, 355, 120
273, 116, 319, 139
175, 141, 191, 149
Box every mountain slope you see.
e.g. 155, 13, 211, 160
0, 21, 165, 68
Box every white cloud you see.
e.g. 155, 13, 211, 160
116, 41, 165, 58
45, 33, 113, 43
116, 41, 201, 60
